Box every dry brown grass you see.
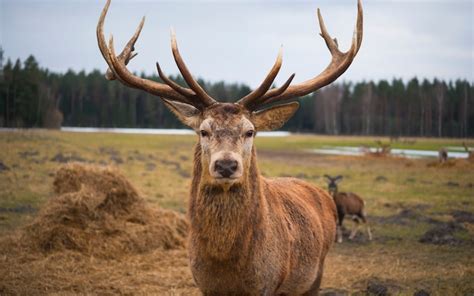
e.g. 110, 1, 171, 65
323, 243, 474, 295
1, 131, 473, 295
0, 164, 194, 295
2, 163, 472, 295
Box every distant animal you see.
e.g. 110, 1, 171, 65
97, 0, 363, 293
374, 140, 391, 156
324, 175, 372, 243
438, 148, 448, 163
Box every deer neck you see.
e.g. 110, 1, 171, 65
189, 144, 266, 260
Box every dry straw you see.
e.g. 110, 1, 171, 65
0, 163, 198, 295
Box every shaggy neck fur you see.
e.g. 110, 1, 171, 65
189, 144, 266, 261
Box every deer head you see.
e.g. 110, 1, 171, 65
97, 0, 363, 186
324, 175, 343, 195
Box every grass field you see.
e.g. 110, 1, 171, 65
0, 130, 473, 295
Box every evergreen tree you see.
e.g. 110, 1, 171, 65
0, 53, 472, 137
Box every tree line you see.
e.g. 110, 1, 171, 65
0, 53, 473, 137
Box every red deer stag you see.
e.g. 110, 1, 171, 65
97, 0, 363, 294
324, 175, 372, 243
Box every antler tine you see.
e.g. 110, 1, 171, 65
97, 0, 144, 81
107, 34, 194, 105
156, 62, 196, 98
355, 0, 363, 55
248, 73, 296, 110
237, 48, 283, 107
97, 0, 217, 108
170, 29, 217, 107
317, 8, 339, 56
97, 0, 125, 82
252, 0, 363, 109
267, 73, 296, 98
105, 16, 144, 80
156, 63, 214, 109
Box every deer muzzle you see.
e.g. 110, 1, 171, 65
210, 152, 243, 181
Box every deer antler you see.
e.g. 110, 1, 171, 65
98, 0, 362, 112
96, 0, 142, 83
236, 48, 295, 109
97, 0, 216, 109
169, 30, 216, 107
238, 0, 363, 111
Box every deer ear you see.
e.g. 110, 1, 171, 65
323, 175, 332, 183
335, 175, 344, 183
252, 102, 299, 131
163, 99, 201, 130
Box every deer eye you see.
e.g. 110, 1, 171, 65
200, 130, 210, 137
245, 130, 255, 138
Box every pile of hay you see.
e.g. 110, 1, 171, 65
24, 163, 188, 257
0, 164, 196, 294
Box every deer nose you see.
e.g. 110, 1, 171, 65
214, 159, 238, 178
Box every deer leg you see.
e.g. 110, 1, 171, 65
363, 216, 373, 241
359, 211, 373, 241
336, 213, 344, 243
336, 226, 343, 243
349, 217, 360, 240
366, 224, 373, 241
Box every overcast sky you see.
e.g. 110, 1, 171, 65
1, 0, 473, 88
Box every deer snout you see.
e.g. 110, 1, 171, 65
214, 159, 239, 178
328, 185, 337, 196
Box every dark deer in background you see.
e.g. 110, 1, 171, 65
97, 0, 363, 293
324, 175, 372, 243
438, 148, 448, 163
